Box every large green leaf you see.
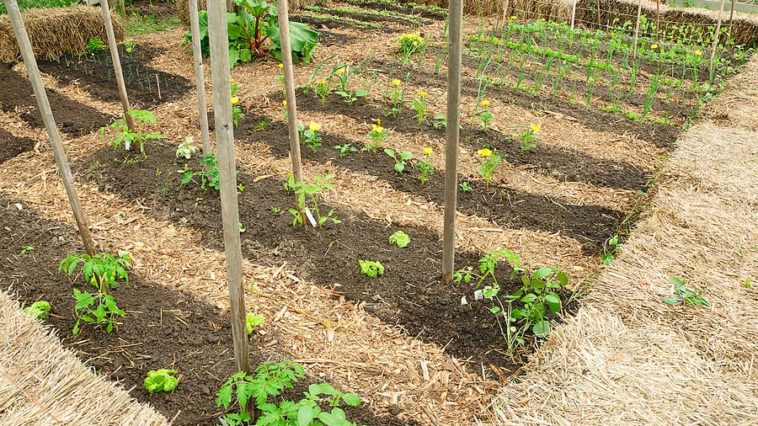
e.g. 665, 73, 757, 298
268, 21, 319, 63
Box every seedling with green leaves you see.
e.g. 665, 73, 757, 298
384, 148, 412, 173
101, 109, 163, 156
19, 245, 35, 255
662, 276, 709, 306
176, 136, 199, 160
334, 143, 358, 158
246, 312, 265, 335
601, 234, 621, 266
59, 251, 133, 292
366, 120, 388, 153
180, 153, 222, 191
144, 369, 179, 395
216, 360, 361, 425
284, 174, 341, 227
298, 121, 323, 151
72, 289, 126, 335
359, 260, 385, 278
23, 301, 51, 320
459, 181, 472, 192
416, 147, 435, 184
388, 230, 411, 248
86, 36, 106, 53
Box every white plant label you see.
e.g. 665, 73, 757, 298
461, 295, 468, 305
474, 289, 483, 301
305, 208, 317, 227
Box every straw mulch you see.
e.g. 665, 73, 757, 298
0, 5, 124, 63
0, 290, 167, 425
407, 0, 572, 19
488, 55, 758, 424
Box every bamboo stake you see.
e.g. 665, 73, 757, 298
596, 0, 602, 28
728, 0, 736, 36
189, 0, 211, 154
655, 0, 661, 42
99, 0, 134, 131
4, 0, 97, 257
206, 0, 251, 419
442, 0, 463, 285
501, 0, 510, 28
709, 0, 726, 81
276, 0, 307, 227
571, 0, 577, 29
632, 0, 642, 60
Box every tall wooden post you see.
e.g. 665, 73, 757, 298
189, 0, 211, 154
501, 0, 510, 28
655, 0, 661, 42
571, 0, 577, 29
206, 0, 251, 418
728, 0, 736, 36
4, 0, 97, 256
596, 0, 602, 27
709, 0, 726, 81
632, 0, 643, 60
442, 0, 463, 285
99, 0, 134, 131
276, 0, 307, 226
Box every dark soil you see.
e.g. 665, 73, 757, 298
0, 197, 411, 426
352, 0, 447, 19
0, 129, 35, 164
37, 45, 192, 108
303, 5, 424, 26
235, 112, 625, 254
291, 14, 394, 33
0, 64, 113, 137
77, 142, 575, 373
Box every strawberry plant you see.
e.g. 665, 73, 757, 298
216, 360, 361, 426
101, 109, 163, 157
384, 148, 412, 173
23, 301, 51, 320
285, 174, 341, 227
246, 312, 265, 335
359, 260, 384, 278
144, 369, 179, 395
388, 231, 411, 248
662, 276, 709, 306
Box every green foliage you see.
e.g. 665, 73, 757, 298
0, 0, 78, 16
144, 369, 179, 395
476, 100, 493, 132
334, 144, 358, 158
86, 36, 106, 54
20, 245, 35, 255
297, 121, 323, 152
459, 181, 472, 192
454, 249, 569, 352
124, 13, 180, 37
335, 89, 368, 106
216, 360, 360, 426
415, 148, 435, 185
185, 0, 318, 67
388, 231, 411, 248
176, 136, 199, 160
662, 276, 710, 306
600, 234, 621, 266
411, 91, 428, 124
365, 121, 387, 153
397, 33, 425, 62
72, 289, 126, 336
285, 174, 341, 228
432, 113, 447, 130
384, 148, 412, 173
102, 109, 163, 156
384, 79, 405, 117
180, 153, 222, 191
476, 149, 503, 188
59, 251, 133, 292
359, 260, 384, 278
246, 312, 265, 335
23, 301, 51, 320
231, 80, 245, 127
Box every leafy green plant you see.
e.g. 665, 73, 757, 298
19, 245, 35, 255
432, 113, 447, 129
315, 79, 332, 106
476, 148, 502, 188
216, 360, 361, 426
144, 369, 179, 395
176, 136, 199, 160
334, 144, 358, 158
23, 301, 51, 320
285, 174, 341, 227
601, 234, 621, 266
365, 120, 387, 153
384, 148, 412, 173
359, 260, 385, 278
298, 121, 323, 151
335, 88, 368, 106
246, 312, 265, 335
184, 0, 318, 67
180, 153, 221, 191
102, 109, 163, 156
384, 79, 405, 117
86, 36, 106, 53
476, 99, 493, 132
459, 181, 472, 192
411, 90, 429, 124
123, 39, 137, 55
59, 251, 133, 292
662, 276, 709, 306
72, 289, 125, 335
397, 33, 425, 62
416, 146, 435, 184
518, 124, 540, 154
231, 79, 245, 127
388, 230, 411, 248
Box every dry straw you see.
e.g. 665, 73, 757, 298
0, 290, 167, 425
0, 5, 125, 63
487, 55, 758, 425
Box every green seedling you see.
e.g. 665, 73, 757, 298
20, 245, 35, 255
101, 109, 163, 156
334, 144, 358, 158
601, 234, 621, 266
285, 174, 341, 227
144, 369, 179, 395
246, 312, 265, 335
176, 136, 199, 159
359, 260, 385, 278
388, 230, 411, 248
23, 301, 51, 320
662, 276, 709, 306
384, 148, 412, 173
459, 181, 472, 192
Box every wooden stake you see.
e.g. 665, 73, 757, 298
655, 0, 661, 42
99, 0, 134, 131
189, 0, 211, 154
442, 0, 463, 285
206, 0, 251, 417
632, 0, 643, 60
710, 0, 726, 81
501, 0, 510, 28
728, 0, 736, 35
571, 0, 577, 29
4, 0, 97, 257
276, 0, 307, 227
596, 0, 602, 27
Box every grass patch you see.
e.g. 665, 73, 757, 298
0, 0, 78, 15
123, 12, 180, 37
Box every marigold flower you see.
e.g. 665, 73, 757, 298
371, 124, 384, 133
530, 124, 541, 133
282, 100, 287, 107
391, 79, 402, 87
694, 50, 702, 57
423, 146, 433, 156
309, 122, 321, 132
278, 63, 284, 70
318, 79, 327, 85
480, 99, 490, 108
478, 148, 492, 158
418, 91, 428, 98
335, 67, 346, 75
231, 96, 239, 106
650, 43, 658, 50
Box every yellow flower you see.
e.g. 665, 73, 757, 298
318, 79, 327, 86
371, 124, 384, 133
418, 91, 428, 99
650, 43, 658, 50
478, 148, 492, 158
230, 78, 236, 84
423, 146, 433, 156
694, 50, 702, 57
530, 124, 541, 133
282, 100, 287, 107
278, 63, 284, 70
309, 122, 321, 132
231, 96, 239, 105
510, 16, 517, 20
335, 67, 345, 75
391, 79, 402, 87
480, 99, 490, 108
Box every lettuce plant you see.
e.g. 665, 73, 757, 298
144, 369, 179, 395
23, 301, 51, 320
359, 260, 384, 278
388, 231, 411, 248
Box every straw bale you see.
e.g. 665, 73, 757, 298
176, 0, 332, 26
488, 55, 758, 424
0, 290, 167, 425
0, 5, 124, 63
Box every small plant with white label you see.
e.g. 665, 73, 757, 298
284, 174, 341, 228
